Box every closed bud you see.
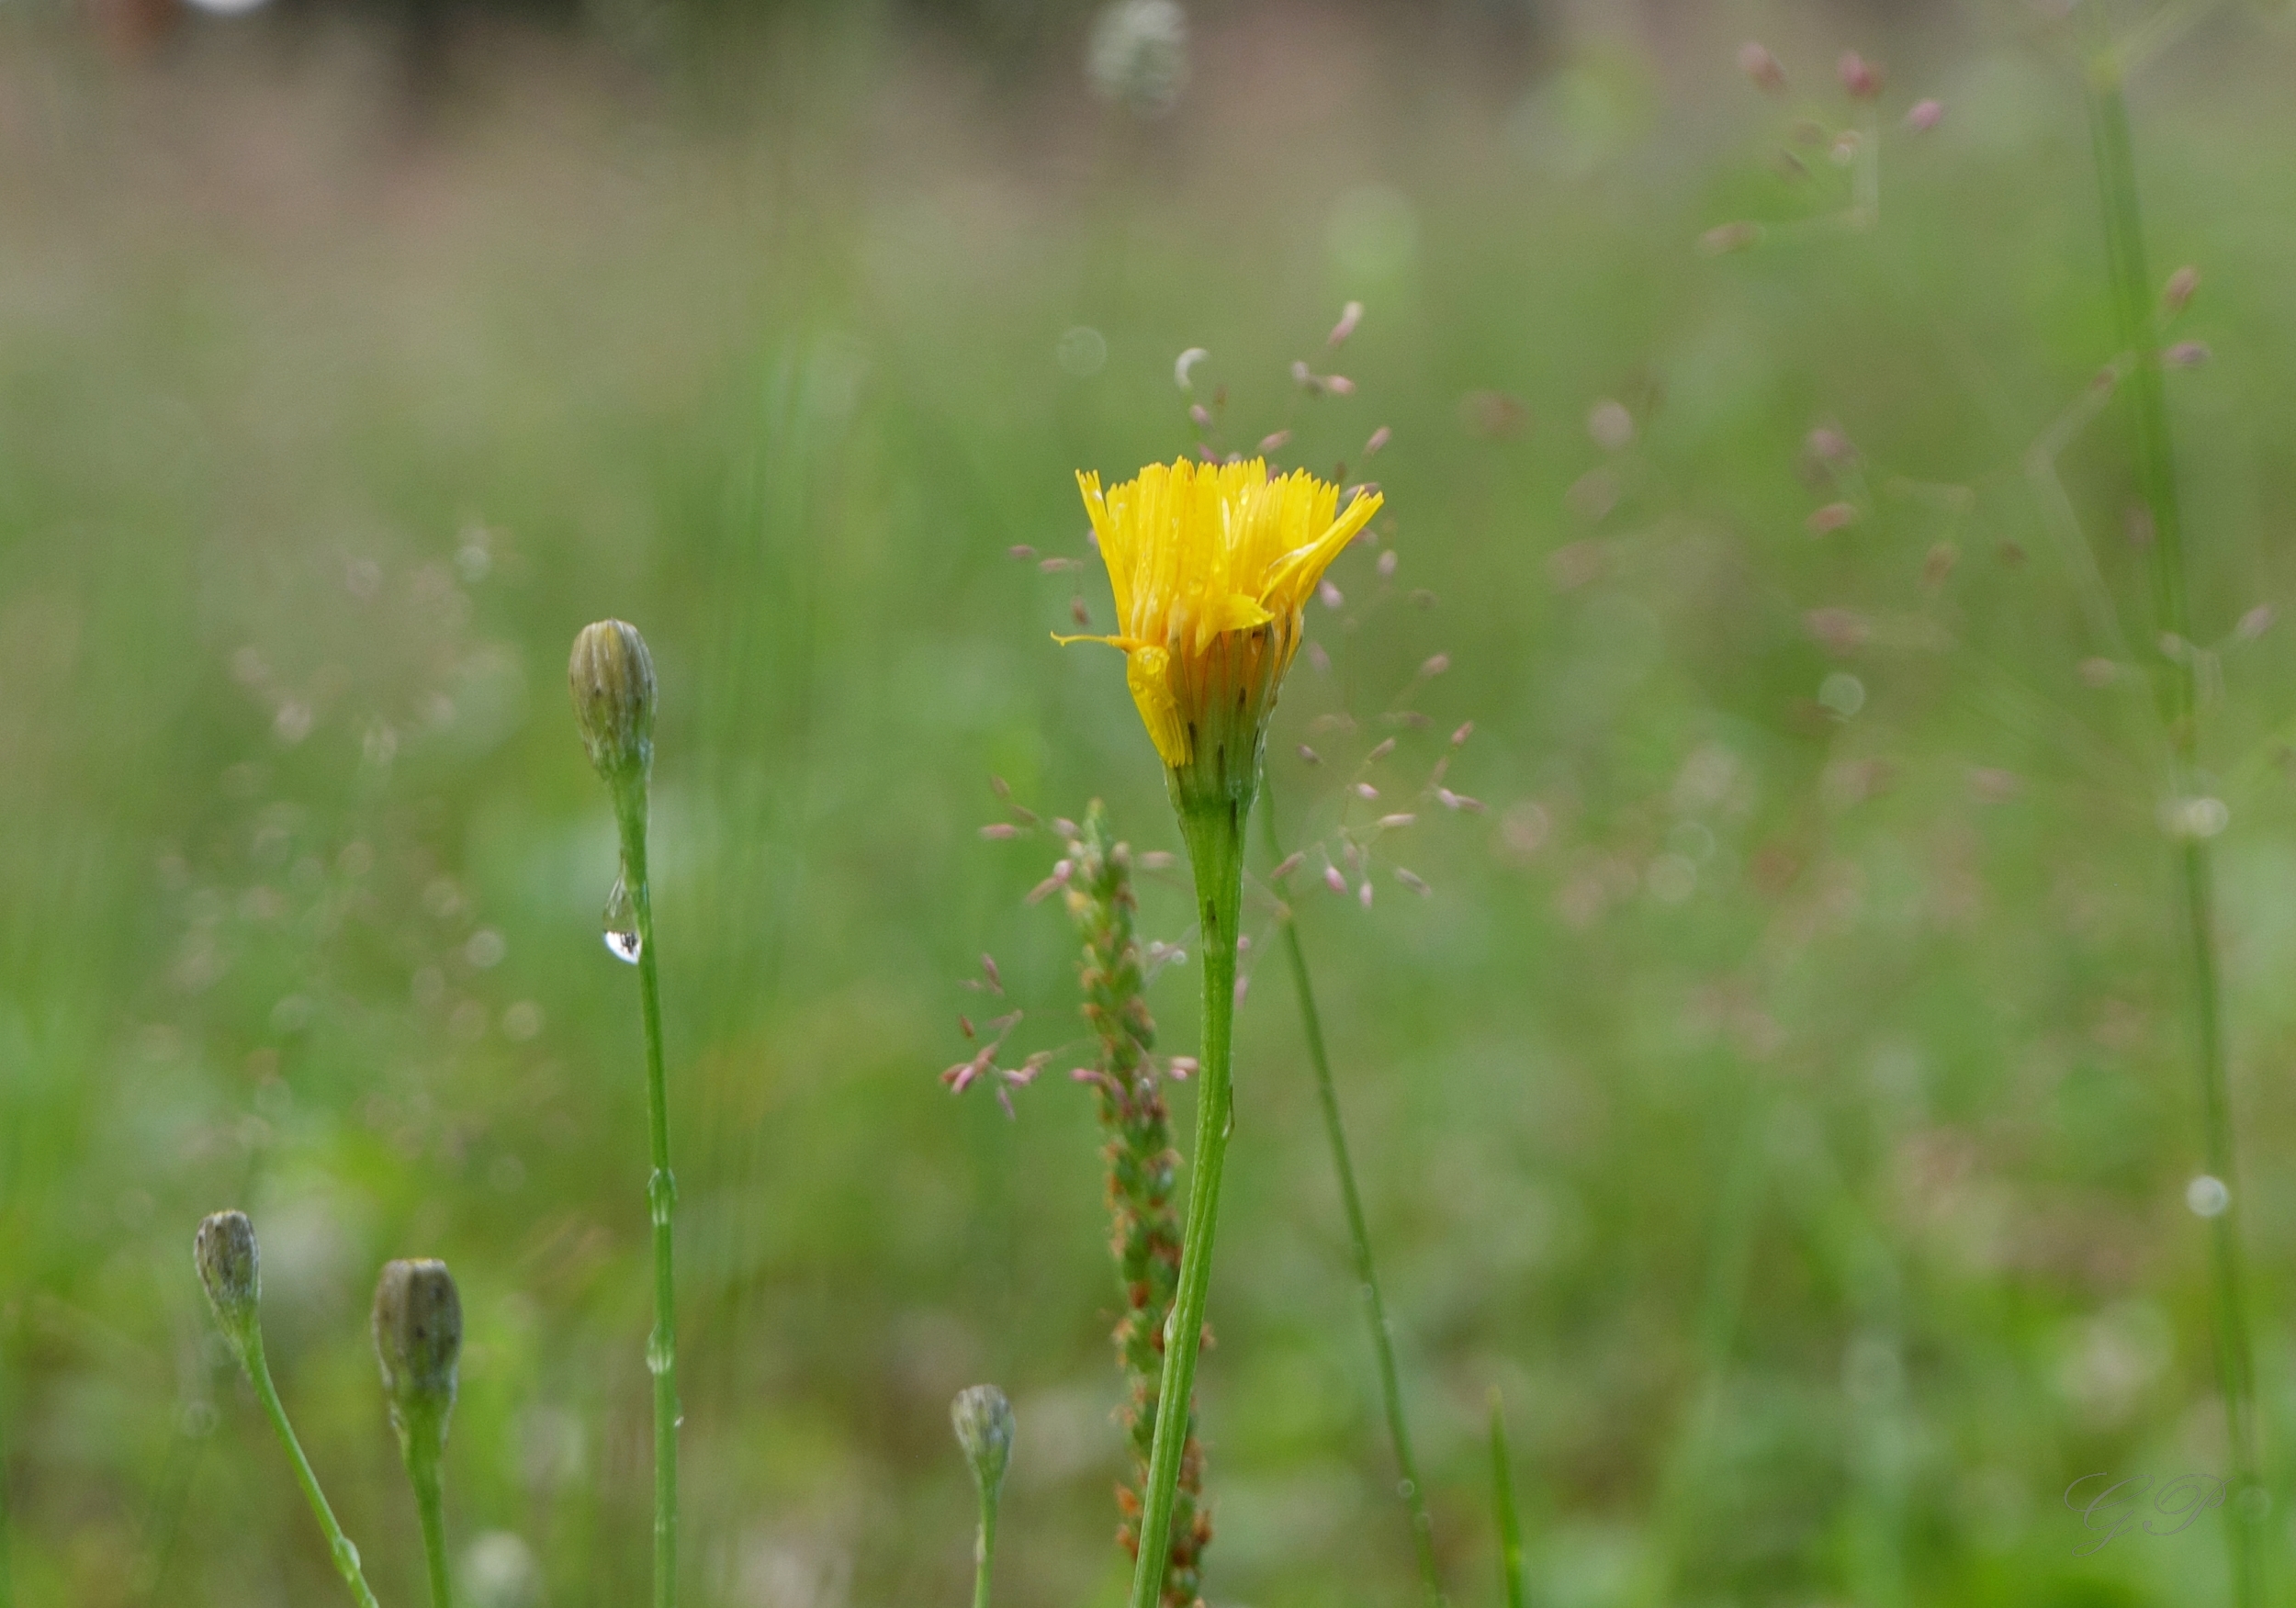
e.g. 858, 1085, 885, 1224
195, 1210, 262, 1347
568, 620, 657, 788
1838, 50, 1883, 101
372, 1259, 463, 1451
950, 1384, 1016, 1500
1738, 41, 1786, 95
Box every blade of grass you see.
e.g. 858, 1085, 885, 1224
1260, 794, 1443, 1608
2084, 32, 2262, 1608
1488, 1389, 1525, 1608
0, 1393, 13, 1608
1636, 1092, 1768, 1608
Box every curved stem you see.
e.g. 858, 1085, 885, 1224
617, 801, 681, 1608
2085, 43, 2260, 1608
1259, 800, 1442, 1607
241, 1332, 382, 1608
1127, 796, 1246, 1608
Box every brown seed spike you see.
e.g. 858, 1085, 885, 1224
1061, 804, 1209, 1595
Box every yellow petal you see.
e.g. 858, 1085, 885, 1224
1263, 488, 1382, 614
1125, 645, 1189, 767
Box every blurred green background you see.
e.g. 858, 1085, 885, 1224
8, 1, 2296, 1603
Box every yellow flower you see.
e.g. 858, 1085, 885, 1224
1061, 457, 1382, 798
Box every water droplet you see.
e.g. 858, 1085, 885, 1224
647, 1332, 674, 1375
648, 1169, 679, 1225
1397, 1479, 1416, 1499
2188, 1174, 2231, 1217
602, 877, 641, 963
178, 1400, 220, 1437
334, 1539, 361, 1571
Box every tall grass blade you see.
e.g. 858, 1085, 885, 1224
2083, 35, 2263, 1608
1489, 1389, 1525, 1608
1261, 796, 1443, 1606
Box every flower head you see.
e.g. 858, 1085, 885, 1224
1063, 458, 1382, 805
372, 1259, 463, 1422
951, 1383, 1017, 1500
195, 1209, 262, 1352
568, 619, 657, 792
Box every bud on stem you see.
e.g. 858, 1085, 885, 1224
568, 620, 658, 813
374, 1259, 463, 1456
193, 1212, 384, 1608
951, 1384, 1015, 1500
374, 1259, 463, 1608
951, 1386, 1015, 1608
195, 1210, 262, 1356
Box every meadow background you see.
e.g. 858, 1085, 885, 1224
7, 0, 2296, 1603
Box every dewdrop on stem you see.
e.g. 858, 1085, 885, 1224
602, 875, 642, 963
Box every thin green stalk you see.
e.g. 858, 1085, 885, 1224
240, 1330, 381, 1608
411, 1458, 453, 1608
616, 807, 681, 1608
1637, 1095, 1768, 1608
135, 1405, 208, 1606
1488, 1391, 1525, 1608
1128, 797, 1246, 1608
0, 1391, 13, 1608
2085, 45, 2261, 1608
1260, 800, 1442, 1607
971, 1487, 997, 1608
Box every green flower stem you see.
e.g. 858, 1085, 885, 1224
409, 1452, 452, 1608
239, 1329, 381, 1608
1488, 1390, 1525, 1608
971, 1485, 998, 1608
2085, 42, 2261, 1608
1259, 800, 1442, 1607
615, 795, 681, 1608
1128, 795, 1246, 1608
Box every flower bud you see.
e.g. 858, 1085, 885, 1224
1738, 41, 1786, 96
950, 1384, 1015, 1501
195, 1210, 261, 1349
373, 1259, 463, 1453
568, 620, 656, 788
1838, 50, 1883, 101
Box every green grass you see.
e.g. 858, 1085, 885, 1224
6, 5, 2296, 1605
